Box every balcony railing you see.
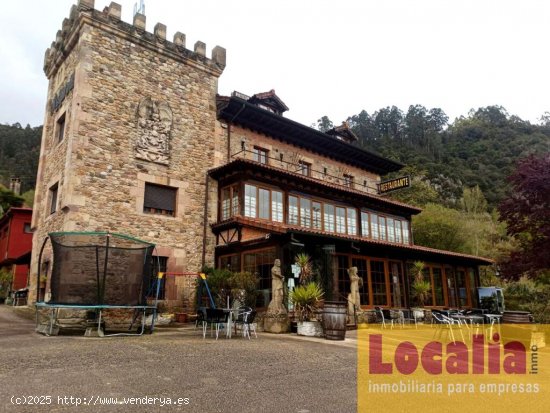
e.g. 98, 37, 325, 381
230, 149, 380, 195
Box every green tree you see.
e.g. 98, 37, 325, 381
0, 185, 24, 214
412, 203, 468, 252
316, 116, 333, 132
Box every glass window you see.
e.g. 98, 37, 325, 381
259, 188, 270, 219
361, 212, 370, 238
387, 218, 395, 242
49, 183, 59, 215
456, 269, 468, 307
370, 213, 378, 239
298, 161, 311, 176
272, 191, 283, 222
468, 268, 477, 310
446, 268, 457, 308
300, 198, 311, 227
395, 220, 402, 243
432, 267, 445, 306
389, 261, 405, 308
324, 204, 335, 232
220, 254, 241, 272
335, 207, 346, 234
347, 208, 357, 235
231, 186, 240, 216
402, 221, 410, 244
336, 255, 351, 297
370, 260, 387, 306
57, 113, 66, 142
244, 184, 257, 217
312, 202, 322, 230
288, 196, 299, 225
221, 187, 231, 220
343, 174, 354, 188
378, 216, 387, 240
242, 248, 276, 307
252, 147, 268, 164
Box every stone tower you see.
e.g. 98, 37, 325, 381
29, 0, 226, 305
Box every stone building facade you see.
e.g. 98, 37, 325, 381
30, 0, 225, 308
31, 0, 492, 314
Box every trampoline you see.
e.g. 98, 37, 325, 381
35, 231, 159, 337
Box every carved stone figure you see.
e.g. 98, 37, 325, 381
267, 259, 286, 315
135, 97, 173, 164
264, 259, 290, 333
347, 266, 362, 317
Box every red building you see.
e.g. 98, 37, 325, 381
0, 207, 33, 293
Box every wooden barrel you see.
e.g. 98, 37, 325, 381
502, 311, 533, 324
322, 301, 347, 340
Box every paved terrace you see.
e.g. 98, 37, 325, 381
0, 306, 356, 413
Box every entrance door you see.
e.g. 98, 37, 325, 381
389, 261, 405, 308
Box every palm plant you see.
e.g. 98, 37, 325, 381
290, 282, 324, 321
295, 253, 312, 284
410, 261, 431, 307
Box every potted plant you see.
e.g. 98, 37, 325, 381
410, 261, 430, 321
290, 282, 324, 337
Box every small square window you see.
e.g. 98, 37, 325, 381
56, 113, 66, 142
298, 161, 311, 177
23, 223, 32, 233
49, 183, 59, 215
143, 183, 177, 217
343, 174, 354, 188
252, 147, 269, 165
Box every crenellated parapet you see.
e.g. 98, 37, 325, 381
43, 0, 226, 78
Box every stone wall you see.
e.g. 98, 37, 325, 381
219, 123, 382, 193
30, 0, 226, 310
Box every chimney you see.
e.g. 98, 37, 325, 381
10, 178, 21, 195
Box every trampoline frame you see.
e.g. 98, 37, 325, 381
35, 231, 160, 337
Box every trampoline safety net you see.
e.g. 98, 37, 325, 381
48, 232, 155, 306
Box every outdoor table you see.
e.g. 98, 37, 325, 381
222, 308, 239, 338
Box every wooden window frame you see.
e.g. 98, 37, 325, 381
298, 160, 312, 177
252, 146, 269, 165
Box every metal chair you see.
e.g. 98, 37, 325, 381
374, 307, 393, 329
203, 308, 229, 340
234, 309, 257, 339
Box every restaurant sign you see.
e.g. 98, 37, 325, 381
377, 176, 411, 194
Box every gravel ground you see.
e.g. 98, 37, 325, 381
0, 305, 357, 413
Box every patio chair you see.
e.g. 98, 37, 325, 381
195, 307, 207, 330
203, 308, 229, 340
374, 307, 393, 329
242, 310, 258, 339
432, 311, 464, 342
234, 309, 257, 339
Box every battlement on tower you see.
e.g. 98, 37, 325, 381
43, 0, 226, 78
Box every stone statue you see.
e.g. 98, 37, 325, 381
135, 97, 173, 164
264, 259, 290, 333
267, 259, 285, 314
347, 266, 362, 318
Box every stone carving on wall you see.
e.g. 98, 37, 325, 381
135, 97, 173, 165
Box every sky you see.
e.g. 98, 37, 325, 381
1, 0, 549, 127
